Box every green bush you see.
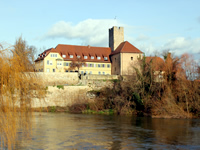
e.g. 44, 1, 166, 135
49, 106, 56, 112
57, 85, 64, 90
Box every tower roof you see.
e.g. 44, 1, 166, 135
110, 41, 143, 56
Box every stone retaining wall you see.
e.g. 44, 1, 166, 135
29, 72, 79, 86
31, 86, 92, 108
27, 73, 119, 108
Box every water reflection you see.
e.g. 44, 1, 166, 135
15, 113, 200, 150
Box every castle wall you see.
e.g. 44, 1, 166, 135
120, 53, 142, 75
23, 72, 119, 108
111, 53, 121, 75
31, 86, 92, 108
31, 72, 79, 86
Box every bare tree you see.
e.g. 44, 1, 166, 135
69, 56, 86, 75
12, 36, 36, 72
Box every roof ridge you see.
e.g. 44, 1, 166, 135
121, 41, 127, 50
56, 44, 110, 49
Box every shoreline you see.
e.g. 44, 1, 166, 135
31, 106, 198, 119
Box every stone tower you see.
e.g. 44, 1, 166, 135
109, 26, 124, 52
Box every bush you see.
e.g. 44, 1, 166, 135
57, 85, 64, 90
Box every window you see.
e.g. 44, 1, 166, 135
65, 70, 68, 72
89, 64, 94, 67
77, 55, 80, 58
85, 71, 88, 74
47, 60, 52, 65
102, 72, 105, 75
131, 57, 133, 60
46, 68, 50, 72
70, 55, 73, 58
107, 64, 110, 68
53, 69, 55, 72
51, 54, 57, 57
82, 64, 85, 67
91, 56, 94, 59
89, 71, 92, 74
57, 62, 62, 66
98, 72, 101, 75
102, 64, 105, 68
98, 64, 101, 68
84, 56, 88, 59
49, 60, 53, 65
81, 71, 84, 74
62, 55, 66, 58
97, 56, 101, 60
64, 62, 68, 66
104, 57, 108, 61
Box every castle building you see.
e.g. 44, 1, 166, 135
35, 26, 143, 75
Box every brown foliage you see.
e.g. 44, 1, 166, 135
0, 39, 45, 149
90, 53, 200, 118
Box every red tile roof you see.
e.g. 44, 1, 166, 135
145, 56, 165, 71
35, 41, 144, 63
35, 44, 112, 63
110, 41, 143, 56
35, 48, 54, 62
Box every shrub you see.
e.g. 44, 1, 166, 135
57, 85, 64, 90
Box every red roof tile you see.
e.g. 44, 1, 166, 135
36, 44, 112, 63
145, 56, 165, 71
110, 41, 143, 55
34, 48, 54, 62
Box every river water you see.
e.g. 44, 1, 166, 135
15, 112, 200, 150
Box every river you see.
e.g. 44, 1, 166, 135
15, 112, 200, 150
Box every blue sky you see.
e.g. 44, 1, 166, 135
0, 0, 200, 60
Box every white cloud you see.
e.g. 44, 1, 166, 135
129, 35, 200, 58
42, 19, 200, 59
43, 19, 123, 46
161, 37, 200, 55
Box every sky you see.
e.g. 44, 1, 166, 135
0, 0, 200, 61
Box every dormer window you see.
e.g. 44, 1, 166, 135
97, 56, 101, 60
104, 57, 108, 61
84, 56, 88, 59
70, 55, 73, 58
77, 55, 80, 58
91, 56, 94, 59
51, 54, 57, 57
62, 55, 66, 58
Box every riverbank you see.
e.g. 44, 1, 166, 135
32, 106, 196, 119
